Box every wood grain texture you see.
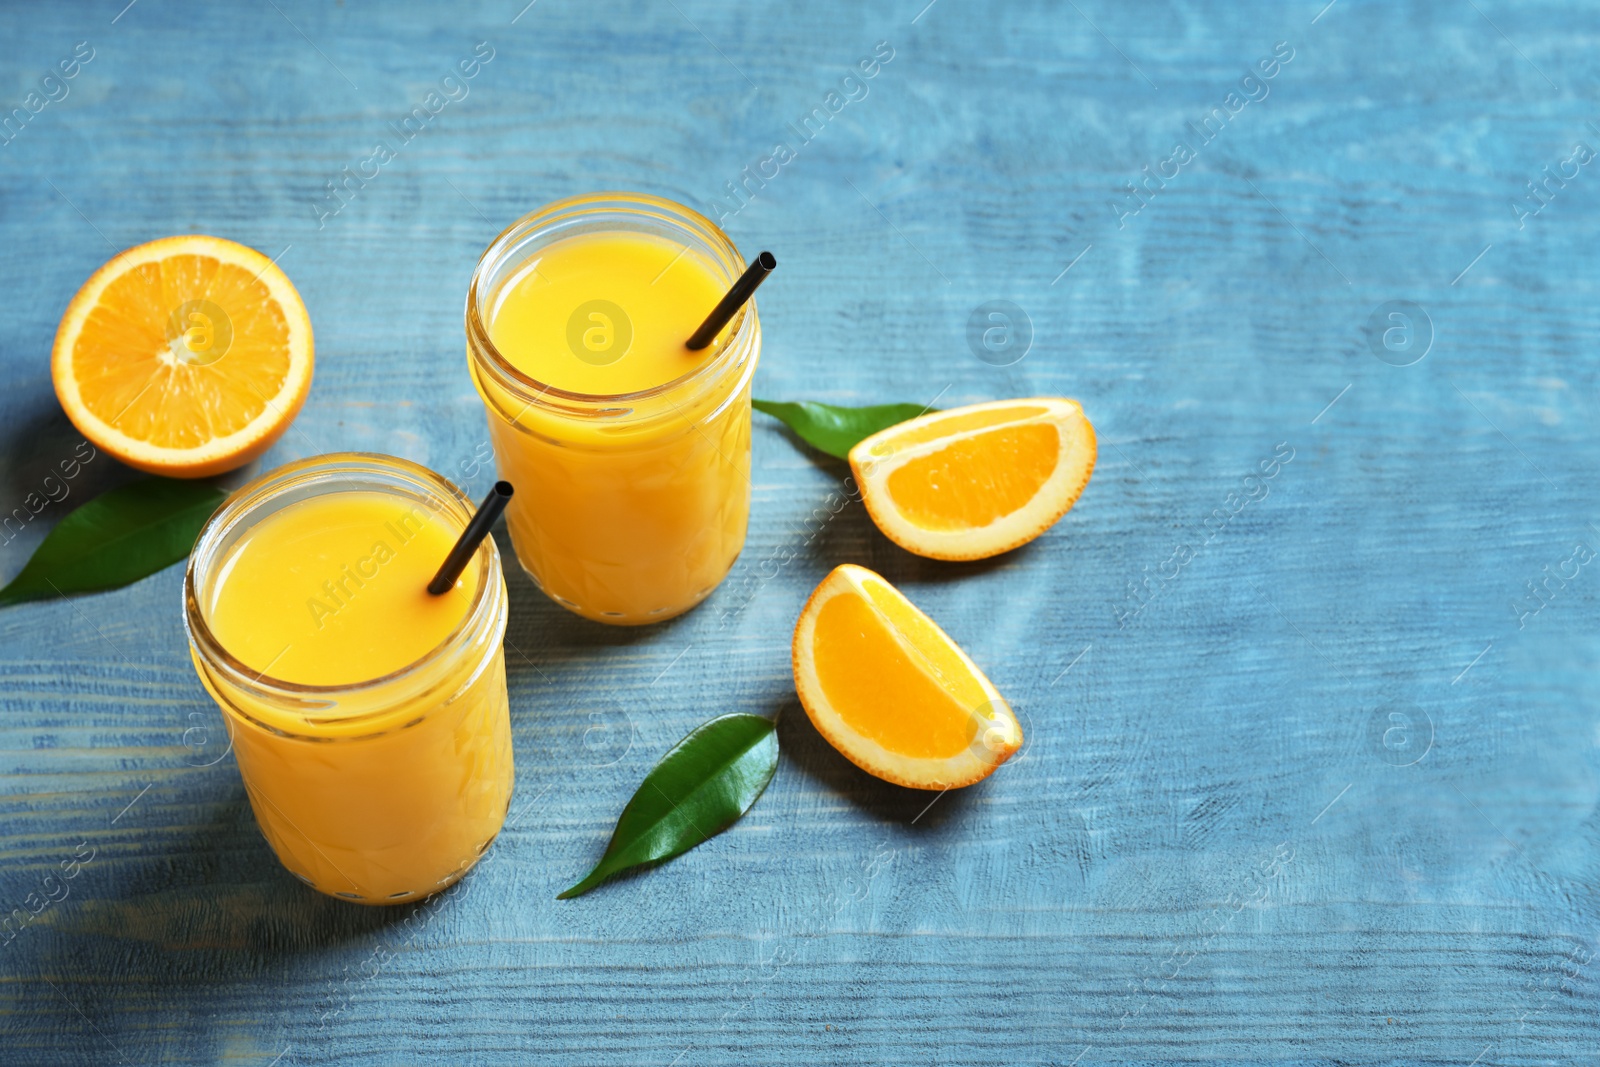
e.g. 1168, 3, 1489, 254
2, 0, 1599, 1063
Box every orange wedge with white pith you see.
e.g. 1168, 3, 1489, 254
52, 235, 314, 478
849, 398, 1096, 561
793, 564, 1021, 791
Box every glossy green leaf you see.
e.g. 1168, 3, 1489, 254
752, 398, 933, 460
560, 713, 778, 899
0, 478, 227, 606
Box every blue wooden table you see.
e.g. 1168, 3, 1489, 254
3, 1, 1598, 1063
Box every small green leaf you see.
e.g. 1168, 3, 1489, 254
753, 398, 933, 460
0, 478, 227, 606
560, 713, 778, 899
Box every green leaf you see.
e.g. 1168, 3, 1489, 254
0, 478, 227, 606
753, 398, 933, 460
559, 713, 778, 899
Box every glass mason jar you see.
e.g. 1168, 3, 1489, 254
466, 192, 760, 625
183, 453, 513, 905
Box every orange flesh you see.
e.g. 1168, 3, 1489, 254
884, 422, 1059, 531
72, 254, 291, 447
811, 585, 985, 759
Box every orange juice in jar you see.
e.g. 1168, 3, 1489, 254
466, 193, 760, 625
184, 453, 513, 904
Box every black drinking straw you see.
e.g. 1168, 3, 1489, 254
428, 481, 513, 595
685, 251, 777, 351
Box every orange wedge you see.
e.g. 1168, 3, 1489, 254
52, 235, 314, 478
849, 398, 1095, 561
792, 564, 1021, 790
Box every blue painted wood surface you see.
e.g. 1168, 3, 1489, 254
2, 1, 1599, 1063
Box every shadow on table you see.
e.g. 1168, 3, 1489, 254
35, 783, 431, 953
775, 701, 979, 832
494, 524, 707, 777
0, 406, 133, 566
9, 777, 472, 1052
495, 525, 703, 670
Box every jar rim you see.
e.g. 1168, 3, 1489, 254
465, 191, 757, 411
183, 452, 503, 704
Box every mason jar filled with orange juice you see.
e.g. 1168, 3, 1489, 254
466, 192, 761, 624
184, 453, 513, 904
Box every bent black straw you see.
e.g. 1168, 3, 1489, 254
428, 481, 513, 595
685, 251, 776, 351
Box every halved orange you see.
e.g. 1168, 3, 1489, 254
849, 398, 1095, 561
793, 564, 1021, 790
52, 235, 314, 478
